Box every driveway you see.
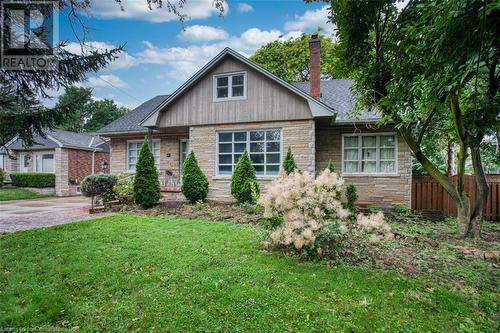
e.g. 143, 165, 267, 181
0, 196, 110, 233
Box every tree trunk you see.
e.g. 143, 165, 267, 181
446, 143, 453, 176
456, 194, 471, 237
469, 144, 489, 238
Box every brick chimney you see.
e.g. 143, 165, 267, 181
309, 33, 321, 100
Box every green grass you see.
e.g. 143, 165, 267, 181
0, 188, 48, 201
0, 214, 497, 332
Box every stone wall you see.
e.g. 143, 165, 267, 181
315, 124, 412, 207
189, 120, 315, 202
109, 135, 188, 180
55, 147, 69, 196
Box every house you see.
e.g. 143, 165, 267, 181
99, 35, 411, 207
2, 129, 110, 196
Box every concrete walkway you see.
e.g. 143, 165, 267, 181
0, 196, 110, 233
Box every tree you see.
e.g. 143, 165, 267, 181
133, 138, 160, 208
282, 147, 298, 175
231, 151, 259, 204
181, 151, 209, 203
55, 87, 128, 133
81, 174, 118, 209
326, 0, 499, 238
1, 0, 225, 149
251, 33, 347, 82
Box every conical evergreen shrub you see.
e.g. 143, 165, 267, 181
327, 160, 335, 172
181, 151, 209, 203
133, 138, 161, 208
231, 150, 259, 204
282, 147, 298, 175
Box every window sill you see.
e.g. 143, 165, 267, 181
341, 173, 400, 178
213, 96, 247, 102
212, 175, 278, 181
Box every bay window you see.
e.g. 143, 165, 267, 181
213, 72, 247, 101
342, 134, 397, 174
217, 129, 281, 176
127, 140, 160, 172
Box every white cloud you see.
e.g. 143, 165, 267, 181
178, 25, 229, 42
284, 6, 334, 35
137, 27, 282, 81
86, 0, 226, 23
64, 41, 137, 70
236, 3, 254, 13
86, 74, 129, 89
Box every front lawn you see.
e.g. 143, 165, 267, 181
0, 214, 497, 332
0, 188, 48, 201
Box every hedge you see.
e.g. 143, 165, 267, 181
10, 172, 55, 188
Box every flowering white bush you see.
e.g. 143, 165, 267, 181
259, 169, 350, 250
356, 211, 394, 242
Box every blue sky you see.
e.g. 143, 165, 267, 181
56, 0, 331, 109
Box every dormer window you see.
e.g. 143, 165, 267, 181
213, 72, 247, 101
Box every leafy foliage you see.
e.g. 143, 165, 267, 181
133, 139, 161, 208
251, 33, 347, 82
81, 174, 118, 198
327, 160, 335, 173
282, 147, 298, 175
113, 174, 135, 204
345, 184, 358, 212
181, 151, 209, 203
9, 172, 55, 188
0, 168, 3, 188
231, 151, 259, 204
55, 86, 128, 133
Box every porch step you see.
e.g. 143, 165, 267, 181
161, 186, 181, 193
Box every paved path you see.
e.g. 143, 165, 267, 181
0, 196, 110, 233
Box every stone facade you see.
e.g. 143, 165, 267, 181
109, 134, 189, 182
315, 125, 412, 207
189, 120, 315, 201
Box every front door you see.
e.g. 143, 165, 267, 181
179, 139, 189, 175
19, 152, 30, 172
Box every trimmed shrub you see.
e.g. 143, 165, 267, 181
10, 172, 55, 188
0, 169, 4, 188
345, 184, 358, 212
81, 174, 118, 206
327, 160, 335, 173
181, 151, 209, 203
282, 147, 298, 175
231, 150, 259, 204
133, 138, 161, 208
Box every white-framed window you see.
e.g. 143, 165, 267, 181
217, 129, 281, 176
213, 71, 247, 101
342, 133, 397, 174
127, 140, 160, 172
35, 152, 55, 173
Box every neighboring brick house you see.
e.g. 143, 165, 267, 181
99, 35, 412, 207
3, 129, 109, 196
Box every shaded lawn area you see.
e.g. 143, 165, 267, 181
0, 188, 48, 201
0, 214, 497, 332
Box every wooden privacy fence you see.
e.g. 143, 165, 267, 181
412, 174, 500, 221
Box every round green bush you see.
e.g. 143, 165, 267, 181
0, 168, 4, 188
81, 174, 118, 198
231, 151, 259, 204
133, 138, 161, 208
181, 151, 209, 203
